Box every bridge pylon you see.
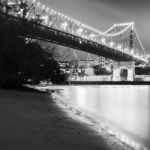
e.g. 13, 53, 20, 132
112, 61, 135, 81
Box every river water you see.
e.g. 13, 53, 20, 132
52, 85, 150, 149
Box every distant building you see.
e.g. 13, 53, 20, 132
68, 57, 112, 68
85, 67, 95, 76
59, 56, 113, 82
98, 57, 113, 68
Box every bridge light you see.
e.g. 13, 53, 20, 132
67, 16, 70, 20
101, 38, 106, 44
17, 9, 23, 16
69, 17, 72, 21
46, 7, 50, 12
7, 1, 16, 6
32, 0, 36, 3
135, 53, 139, 57
58, 13, 62, 16
36, 2, 41, 7
50, 9, 54, 13
147, 54, 150, 58
41, 5, 46, 10
53, 11, 57, 15
130, 51, 134, 55
78, 21, 81, 25
124, 48, 128, 53
110, 42, 114, 47
40, 15, 49, 25
48, 21, 52, 27
89, 33, 96, 40
70, 18, 74, 21
145, 56, 148, 60
61, 22, 68, 30
79, 40, 82, 44
50, 9, 55, 14
77, 28, 83, 35
18, 1, 21, 4
117, 45, 122, 50
139, 55, 142, 59
61, 14, 64, 18
130, 49, 134, 55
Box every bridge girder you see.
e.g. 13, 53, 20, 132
0, 13, 147, 64
0, 0, 148, 64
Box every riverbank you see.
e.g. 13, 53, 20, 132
67, 81, 150, 85
0, 88, 132, 150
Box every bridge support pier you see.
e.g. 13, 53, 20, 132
112, 61, 135, 81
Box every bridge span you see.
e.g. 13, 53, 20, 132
0, 0, 149, 65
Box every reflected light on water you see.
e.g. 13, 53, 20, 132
76, 87, 87, 108
58, 85, 150, 150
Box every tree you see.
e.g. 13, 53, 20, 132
0, 31, 65, 87
0, 0, 67, 87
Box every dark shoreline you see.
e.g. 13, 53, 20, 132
1, 81, 150, 94
0, 89, 133, 150
0, 85, 49, 94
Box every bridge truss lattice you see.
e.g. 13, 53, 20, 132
0, 0, 149, 64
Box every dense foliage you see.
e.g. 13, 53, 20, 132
0, 31, 66, 87
0, 0, 66, 87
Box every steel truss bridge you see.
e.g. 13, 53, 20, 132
0, 0, 149, 64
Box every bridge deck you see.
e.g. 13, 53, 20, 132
0, 13, 146, 64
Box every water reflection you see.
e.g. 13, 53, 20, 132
58, 85, 150, 149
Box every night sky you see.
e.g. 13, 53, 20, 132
40, 0, 150, 54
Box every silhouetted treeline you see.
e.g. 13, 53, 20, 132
0, 1, 67, 87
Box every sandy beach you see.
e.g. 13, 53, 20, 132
0, 88, 132, 150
